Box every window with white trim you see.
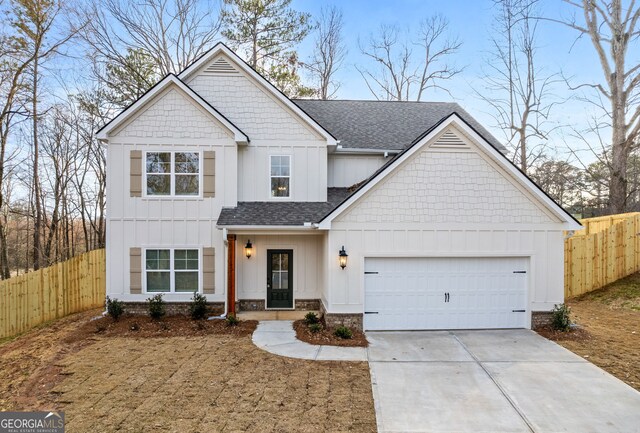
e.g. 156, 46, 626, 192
146, 152, 200, 196
270, 155, 290, 198
145, 249, 199, 293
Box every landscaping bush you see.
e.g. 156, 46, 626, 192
226, 314, 239, 326
552, 303, 572, 331
147, 294, 166, 319
304, 311, 319, 325
189, 292, 208, 320
333, 325, 353, 339
308, 323, 323, 333
106, 296, 124, 321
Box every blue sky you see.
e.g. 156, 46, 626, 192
291, 0, 615, 163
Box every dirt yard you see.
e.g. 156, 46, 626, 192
538, 273, 640, 391
0, 311, 376, 432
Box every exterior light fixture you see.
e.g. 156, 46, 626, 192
245, 240, 253, 259
339, 246, 348, 269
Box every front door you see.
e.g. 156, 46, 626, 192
267, 250, 293, 309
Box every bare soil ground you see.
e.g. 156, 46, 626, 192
294, 320, 368, 347
537, 273, 640, 391
0, 311, 376, 432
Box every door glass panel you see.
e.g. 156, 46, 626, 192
271, 254, 280, 271
272, 272, 280, 289
280, 271, 288, 289
281, 254, 289, 270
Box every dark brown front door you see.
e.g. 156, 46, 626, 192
267, 249, 293, 309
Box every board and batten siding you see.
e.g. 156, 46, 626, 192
323, 128, 568, 326
328, 154, 387, 188
106, 84, 237, 303
236, 234, 325, 301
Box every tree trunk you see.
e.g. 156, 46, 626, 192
32, 57, 42, 270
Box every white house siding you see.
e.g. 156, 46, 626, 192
235, 234, 325, 302
106, 86, 238, 303
327, 154, 387, 188
186, 55, 328, 202
323, 129, 567, 327
236, 142, 327, 202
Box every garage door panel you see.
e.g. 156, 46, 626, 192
364, 257, 527, 331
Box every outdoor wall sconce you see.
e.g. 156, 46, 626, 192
339, 246, 348, 269
245, 240, 253, 259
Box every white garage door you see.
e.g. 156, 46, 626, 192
364, 257, 528, 330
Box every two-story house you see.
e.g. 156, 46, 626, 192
96, 43, 581, 331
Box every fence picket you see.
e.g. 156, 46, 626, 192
565, 212, 640, 298
0, 250, 106, 339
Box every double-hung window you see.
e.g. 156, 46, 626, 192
146, 152, 200, 196
145, 249, 199, 293
270, 155, 290, 198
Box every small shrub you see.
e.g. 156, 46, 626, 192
106, 296, 124, 321
147, 293, 166, 320
552, 303, 571, 331
308, 323, 323, 333
226, 314, 239, 326
304, 312, 319, 325
333, 326, 353, 339
189, 292, 208, 320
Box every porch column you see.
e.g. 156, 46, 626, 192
227, 234, 236, 316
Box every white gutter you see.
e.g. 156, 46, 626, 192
334, 145, 400, 155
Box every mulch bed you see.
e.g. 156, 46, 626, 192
535, 325, 592, 342
293, 319, 368, 347
70, 314, 258, 341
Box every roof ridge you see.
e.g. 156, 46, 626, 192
293, 99, 458, 104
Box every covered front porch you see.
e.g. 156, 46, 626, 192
224, 230, 328, 316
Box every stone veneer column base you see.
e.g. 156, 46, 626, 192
236, 299, 320, 311
531, 311, 554, 329
120, 302, 225, 316
320, 302, 363, 331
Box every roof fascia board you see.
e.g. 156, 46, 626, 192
319, 114, 581, 230
178, 43, 337, 145
95, 74, 248, 144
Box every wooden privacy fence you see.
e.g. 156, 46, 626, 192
565, 213, 640, 298
0, 249, 106, 339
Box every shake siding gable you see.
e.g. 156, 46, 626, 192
112, 87, 233, 140
186, 55, 321, 141
336, 128, 558, 225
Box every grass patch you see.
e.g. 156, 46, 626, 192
576, 273, 640, 310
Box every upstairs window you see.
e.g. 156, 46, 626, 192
146, 152, 200, 196
270, 155, 290, 198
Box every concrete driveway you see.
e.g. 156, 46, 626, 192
367, 330, 640, 433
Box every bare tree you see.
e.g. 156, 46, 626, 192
11, 0, 75, 270
307, 6, 346, 99
560, 0, 640, 213
358, 16, 462, 101
478, 0, 560, 174
82, 0, 221, 78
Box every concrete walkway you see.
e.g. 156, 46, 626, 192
368, 330, 640, 433
251, 320, 367, 361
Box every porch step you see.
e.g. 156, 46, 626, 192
237, 310, 318, 321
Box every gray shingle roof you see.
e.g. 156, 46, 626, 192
217, 188, 352, 226
293, 100, 506, 152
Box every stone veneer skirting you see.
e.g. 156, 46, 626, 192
531, 311, 554, 329
236, 299, 320, 311
120, 302, 225, 316
320, 302, 364, 331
